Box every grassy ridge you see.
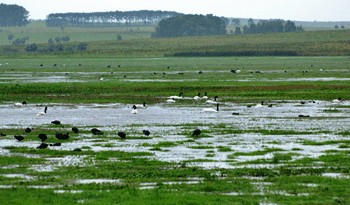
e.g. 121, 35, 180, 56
1, 22, 350, 57
0, 56, 349, 104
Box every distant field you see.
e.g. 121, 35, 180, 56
1, 21, 350, 57
0, 21, 154, 46
0, 56, 349, 104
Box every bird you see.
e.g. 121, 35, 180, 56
50, 143, 61, 146
202, 92, 208, 99
298, 114, 310, 118
14, 101, 27, 107
55, 132, 63, 140
36, 106, 48, 116
203, 103, 219, 112
232, 112, 240, 115
206, 96, 218, 104
73, 148, 82, 152
135, 102, 146, 109
332, 97, 342, 103
0, 132, 6, 137
131, 105, 138, 114
61, 133, 70, 140
117, 131, 126, 139
25, 127, 32, 133
169, 92, 183, 99
14, 135, 24, 141
166, 98, 176, 103
143, 130, 150, 136
37, 143, 48, 149
254, 101, 265, 108
72, 127, 79, 133
91, 128, 103, 135
51, 120, 61, 125
194, 93, 201, 100
192, 129, 201, 137
38, 133, 48, 142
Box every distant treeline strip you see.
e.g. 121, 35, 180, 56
46, 10, 182, 27
169, 50, 299, 57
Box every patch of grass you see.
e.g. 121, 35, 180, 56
303, 139, 350, 146
217, 146, 232, 152
189, 146, 214, 149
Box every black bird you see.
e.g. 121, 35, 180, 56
72, 127, 79, 133
91, 128, 103, 135
37, 143, 48, 149
298, 115, 310, 118
51, 120, 61, 125
25, 127, 32, 133
38, 133, 48, 142
0, 132, 6, 137
55, 132, 63, 140
50, 142, 61, 146
142, 130, 150, 137
117, 131, 126, 139
232, 112, 240, 115
61, 133, 70, 140
55, 132, 69, 140
14, 135, 24, 141
73, 148, 82, 152
192, 129, 201, 137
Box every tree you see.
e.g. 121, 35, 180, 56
7, 34, 14, 44
234, 27, 242, 35
231, 18, 241, 26
335, 25, 339, 29
117, 34, 122, 41
0, 3, 29, 27
25, 43, 38, 52
341, 25, 345, 29
284, 20, 297, 32
153, 14, 227, 38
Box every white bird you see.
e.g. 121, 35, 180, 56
206, 96, 218, 104
202, 92, 208, 99
135, 102, 146, 108
194, 93, 201, 100
14, 101, 27, 107
131, 105, 138, 114
169, 92, 183, 99
37, 106, 48, 116
167, 98, 176, 103
254, 101, 265, 108
203, 103, 219, 112
332, 97, 342, 103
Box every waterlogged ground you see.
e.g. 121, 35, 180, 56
1, 57, 350, 204
1, 100, 350, 204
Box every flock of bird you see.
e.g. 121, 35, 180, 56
4, 92, 345, 150
8, 101, 154, 150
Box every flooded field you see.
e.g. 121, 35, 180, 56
1, 100, 349, 168
1, 57, 350, 204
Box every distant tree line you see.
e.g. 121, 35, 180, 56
152, 14, 227, 38
238, 19, 303, 34
46, 10, 182, 27
0, 3, 29, 27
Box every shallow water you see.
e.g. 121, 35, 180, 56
1, 101, 350, 169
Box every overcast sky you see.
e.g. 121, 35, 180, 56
2, 0, 350, 21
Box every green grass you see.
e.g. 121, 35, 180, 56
0, 56, 349, 104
